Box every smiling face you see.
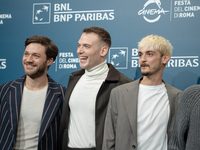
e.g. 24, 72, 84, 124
22, 43, 52, 79
77, 33, 107, 70
139, 47, 166, 77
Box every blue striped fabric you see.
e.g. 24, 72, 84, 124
0, 75, 66, 150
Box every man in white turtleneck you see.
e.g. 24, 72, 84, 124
59, 26, 132, 150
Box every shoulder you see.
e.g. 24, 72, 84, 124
118, 72, 133, 83
107, 63, 132, 83
71, 69, 85, 76
112, 79, 138, 94
165, 82, 182, 94
0, 78, 22, 98
0, 81, 13, 92
184, 84, 200, 94
182, 84, 200, 100
47, 75, 66, 92
177, 85, 200, 110
0, 76, 25, 90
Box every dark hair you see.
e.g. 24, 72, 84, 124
25, 35, 58, 61
83, 26, 111, 48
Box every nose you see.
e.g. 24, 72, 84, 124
26, 55, 33, 62
77, 46, 83, 55
140, 54, 147, 62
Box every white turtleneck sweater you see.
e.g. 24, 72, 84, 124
68, 61, 109, 148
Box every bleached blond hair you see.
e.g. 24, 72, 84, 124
138, 35, 173, 57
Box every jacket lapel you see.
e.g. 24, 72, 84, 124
9, 76, 25, 137
124, 80, 140, 143
166, 83, 174, 122
60, 75, 81, 127
165, 83, 180, 139
65, 75, 82, 105
39, 77, 63, 140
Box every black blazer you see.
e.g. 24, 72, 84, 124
59, 63, 132, 150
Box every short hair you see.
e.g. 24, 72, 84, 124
138, 35, 173, 57
25, 35, 58, 61
83, 26, 111, 49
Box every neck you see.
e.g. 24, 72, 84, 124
25, 74, 48, 91
140, 74, 163, 86
85, 60, 108, 77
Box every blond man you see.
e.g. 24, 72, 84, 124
103, 35, 182, 150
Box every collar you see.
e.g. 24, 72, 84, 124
71, 63, 121, 82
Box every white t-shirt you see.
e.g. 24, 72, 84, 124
14, 84, 48, 150
137, 83, 169, 150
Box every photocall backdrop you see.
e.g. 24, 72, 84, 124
0, 0, 200, 91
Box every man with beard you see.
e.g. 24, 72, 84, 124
0, 35, 66, 150
103, 35, 182, 150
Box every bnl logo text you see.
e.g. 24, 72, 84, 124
0, 59, 6, 69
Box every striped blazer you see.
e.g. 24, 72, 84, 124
0, 75, 66, 150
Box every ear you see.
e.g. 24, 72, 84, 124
46, 58, 54, 67
100, 46, 109, 57
162, 54, 170, 66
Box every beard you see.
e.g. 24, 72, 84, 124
141, 71, 152, 76
24, 60, 47, 79
140, 63, 151, 76
140, 61, 162, 77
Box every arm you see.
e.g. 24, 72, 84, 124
0, 83, 7, 114
169, 86, 199, 150
103, 89, 118, 150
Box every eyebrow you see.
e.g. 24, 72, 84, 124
24, 51, 40, 55
77, 43, 92, 46
138, 50, 155, 53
